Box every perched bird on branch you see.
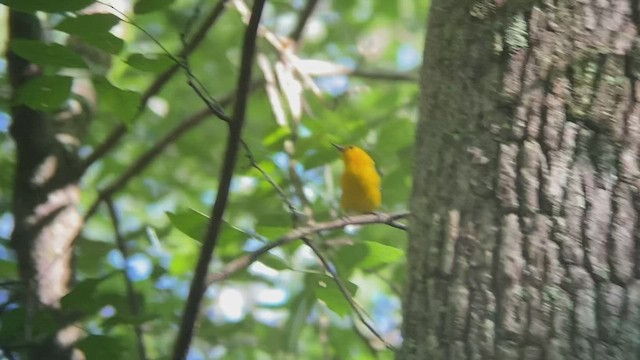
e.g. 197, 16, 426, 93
333, 143, 381, 213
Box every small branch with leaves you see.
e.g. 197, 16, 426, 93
207, 212, 409, 284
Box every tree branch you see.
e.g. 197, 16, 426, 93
171, 0, 266, 358
105, 198, 147, 360
350, 69, 419, 82
207, 212, 409, 284
81, 0, 230, 172
289, 0, 319, 43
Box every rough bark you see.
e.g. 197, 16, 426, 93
8, 11, 85, 360
401, 0, 640, 359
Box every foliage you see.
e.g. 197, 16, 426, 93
0, 0, 427, 358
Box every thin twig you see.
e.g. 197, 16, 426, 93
241, 142, 300, 217
105, 198, 148, 360
81, 0, 230, 172
207, 212, 409, 284
289, 0, 319, 43
244, 0, 321, 221
142, 0, 229, 108
302, 238, 395, 350
350, 69, 419, 82
171, 1, 266, 358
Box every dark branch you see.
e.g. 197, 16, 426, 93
290, 0, 319, 42
171, 0, 267, 358
105, 198, 148, 360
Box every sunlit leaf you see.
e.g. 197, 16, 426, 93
262, 126, 291, 148
309, 274, 358, 317
166, 209, 207, 243
335, 241, 404, 272
166, 208, 251, 244
0, 260, 17, 280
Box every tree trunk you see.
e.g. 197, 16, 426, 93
9, 11, 85, 360
400, 1, 640, 359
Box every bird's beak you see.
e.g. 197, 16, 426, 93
331, 143, 345, 152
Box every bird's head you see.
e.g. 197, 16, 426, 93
332, 143, 375, 167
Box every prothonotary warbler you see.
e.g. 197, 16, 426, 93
333, 143, 381, 213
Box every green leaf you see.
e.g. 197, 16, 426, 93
0, 0, 94, 12
262, 126, 291, 148
93, 76, 141, 123
0, 307, 59, 345
166, 208, 251, 245
15, 75, 72, 112
222, 222, 252, 243
125, 53, 175, 73
61, 274, 114, 313
0, 308, 25, 344
134, 0, 175, 14
169, 249, 196, 275
55, 14, 124, 54
309, 274, 358, 317
76, 33, 124, 54
0, 260, 17, 280
76, 335, 128, 360
166, 209, 207, 243
254, 225, 289, 239
11, 40, 87, 68
259, 254, 290, 270
56, 14, 120, 34
335, 241, 404, 272
75, 239, 114, 275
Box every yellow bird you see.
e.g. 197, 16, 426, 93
333, 144, 381, 213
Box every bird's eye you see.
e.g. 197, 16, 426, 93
348, 146, 354, 149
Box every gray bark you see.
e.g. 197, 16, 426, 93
400, 0, 640, 359
8, 11, 85, 360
